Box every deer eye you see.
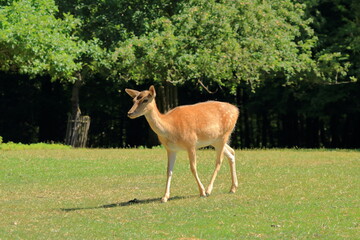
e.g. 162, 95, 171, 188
142, 99, 149, 103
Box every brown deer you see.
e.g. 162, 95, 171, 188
125, 86, 239, 202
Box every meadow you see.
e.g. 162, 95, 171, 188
0, 148, 359, 239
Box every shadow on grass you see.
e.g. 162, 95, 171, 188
60, 195, 195, 212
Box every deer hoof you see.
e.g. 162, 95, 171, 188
200, 192, 207, 198
229, 188, 236, 194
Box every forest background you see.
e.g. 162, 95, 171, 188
0, 0, 359, 149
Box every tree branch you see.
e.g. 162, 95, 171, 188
197, 79, 218, 94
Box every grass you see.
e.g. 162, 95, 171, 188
0, 148, 359, 239
0, 142, 71, 150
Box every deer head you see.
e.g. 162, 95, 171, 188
125, 85, 156, 119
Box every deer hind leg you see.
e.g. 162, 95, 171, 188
188, 148, 206, 197
161, 150, 177, 203
206, 143, 225, 196
224, 143, 238, 193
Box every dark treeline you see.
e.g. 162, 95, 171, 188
1, 71, 359, 148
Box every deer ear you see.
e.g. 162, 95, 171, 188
125, 88, 140, 98
149, 85, 156, 97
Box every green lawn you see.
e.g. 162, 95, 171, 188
0, 148, 359, 239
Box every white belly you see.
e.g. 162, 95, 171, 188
196, 140, 215, 149
163, 139, 215, 151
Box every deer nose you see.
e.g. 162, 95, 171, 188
127, 111, 135, 118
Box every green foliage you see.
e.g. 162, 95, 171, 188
113, 0, 317, 91
1, 0, 357, 87
0, 0, 81, 81
1, 0, 356, 87
302, 0, 360, 82
316, 52, 351, 81
0, 0, 109, 81
56, 0, 177, 46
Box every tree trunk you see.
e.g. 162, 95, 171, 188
65, 74, 90, 147
242, 91, 251, 148
69, 78, 82, 146
71, 77, 82, 118
157, 81, 178, 113
261, 112, 268, 148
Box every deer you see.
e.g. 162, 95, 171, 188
125, 85, 239, 203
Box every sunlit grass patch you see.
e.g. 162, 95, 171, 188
0, 148, 359, 239
0, 141, 71, 150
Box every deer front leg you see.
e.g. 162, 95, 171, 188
206, 143, 225, 196
161, 150, 177, 203
188, 148, 206, 197
224, 144, 238, 193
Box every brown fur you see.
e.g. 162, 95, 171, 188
126, 86, 239, 202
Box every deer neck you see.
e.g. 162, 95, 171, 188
144, 102, 170, 137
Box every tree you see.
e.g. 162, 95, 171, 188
0, 0, 81, 80
0, 0, 108, 146
301, 0, 360, 82
112, 0, 317, 93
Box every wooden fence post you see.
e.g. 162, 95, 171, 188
65, 115, 91, 148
